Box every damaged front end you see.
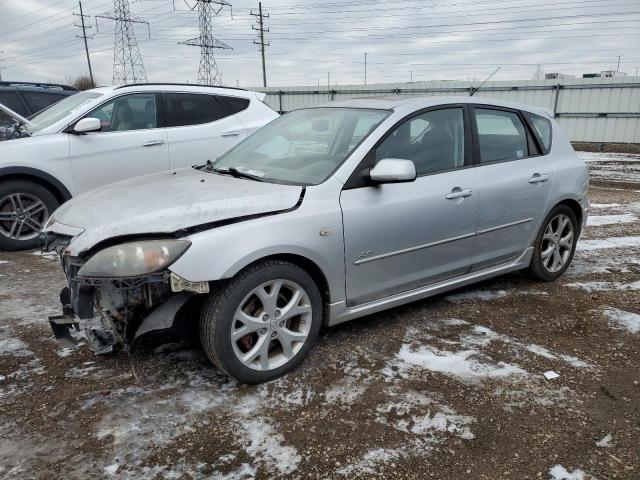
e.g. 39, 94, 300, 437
44, 235, 208, 354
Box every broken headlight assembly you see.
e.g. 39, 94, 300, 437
77, 239, 191, 278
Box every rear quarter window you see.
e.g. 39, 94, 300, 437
163, 93, 248, 127
524, 112, 552, 154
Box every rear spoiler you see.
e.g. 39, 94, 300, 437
253, 91, 267, 102
0, 101, 35, 127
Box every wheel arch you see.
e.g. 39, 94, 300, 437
225, 253, 332, 327
0, 166, 73, 204
554, 198, 583, 235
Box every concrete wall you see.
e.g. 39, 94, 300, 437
256, 77, 640, 143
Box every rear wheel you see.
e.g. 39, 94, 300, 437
0, 180, 58, 251
527, 205, 577, 281
199, 260, 322, 383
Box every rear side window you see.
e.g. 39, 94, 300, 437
21, 91, 66, 114
0, 91, 27, 116
474, 108, 528, 163
164, 93, 245, 127
524, 112, 552, 154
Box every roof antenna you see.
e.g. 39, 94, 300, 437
470, 67, 501, 97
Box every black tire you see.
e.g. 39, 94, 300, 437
0, 180, 59, 251
199, 260, 323, 384
527, 204, 578, 282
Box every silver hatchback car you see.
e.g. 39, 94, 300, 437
43, 96, 589, 383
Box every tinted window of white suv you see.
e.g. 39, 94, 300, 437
164, 93, 249, 127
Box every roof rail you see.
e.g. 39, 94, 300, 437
0, 81, 77, 91
114, 82, 246, 91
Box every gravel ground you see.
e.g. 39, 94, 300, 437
1, 152, 639, 480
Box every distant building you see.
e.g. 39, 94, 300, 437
545, 73, 574, 79
583, 71, 627, 78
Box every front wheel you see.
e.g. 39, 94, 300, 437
199, 260, 322, 383
527, 205, 578, 282
0, 180, 59, 251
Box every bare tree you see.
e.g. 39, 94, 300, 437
532, 64, 545, 80
65, 74, 96, 90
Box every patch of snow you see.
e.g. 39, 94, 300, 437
603, 308, 640, 333
104, 463, 119, 475
578, 236, 640, 251
0, 338, 32, 356
587, 214, 637, 226
565, 280, 640, 292
395, 343, 527, 381
337, 448, 403, 477
445, 289, 507, 304
589, 203, 621, 208
558, 355, 592, 369
595, 434, 612, 448
243, 418, 301, 475
0, 260, 9, 265
548, 464, 589, 480
526, 344, 557, 360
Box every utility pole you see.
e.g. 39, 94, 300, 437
97, 0, 150, 85
364, 52, 368, 85
410, 70, 413, 83
616, 55, 622, 73
0, 52, 4, 82
74, 1, 94, 86
179, 0, 232, 85
251, 2, 269, 87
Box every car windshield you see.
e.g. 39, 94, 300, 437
27, 91, 103, 132
210, 107, 390, 185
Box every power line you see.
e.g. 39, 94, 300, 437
97, 0, 150, 85
179, 0, 232, 85
74, 1, 95, 85
251, 1, 269, 87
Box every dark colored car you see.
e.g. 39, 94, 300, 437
0, 81, 77, 127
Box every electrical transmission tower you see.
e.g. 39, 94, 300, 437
251, 2, 269, 87
179, 0, 232, 86
73, 1, 95, 86
97, 0, 150, 85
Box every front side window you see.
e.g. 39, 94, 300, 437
211, 107, 390, 185
0, 91, 26, 115
474, 108, 528, 163
21, 91, 66, 114
85, 93, 157, 132
524, 112, 552, 154
164, 93, 236, 127
375, 108, 465, 175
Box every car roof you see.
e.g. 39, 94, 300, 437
314, 95, 554, 118
90, 83, 255, 98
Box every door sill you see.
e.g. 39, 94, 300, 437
329, 247, 533, 326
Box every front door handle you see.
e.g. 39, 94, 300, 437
142, 140, 165, 147
529, 173, 549, 184
221, 130, 240, 137
446, 187, 473, 200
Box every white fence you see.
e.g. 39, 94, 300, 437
256, 77, 640, 143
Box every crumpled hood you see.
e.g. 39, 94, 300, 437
50, 167, 303, 253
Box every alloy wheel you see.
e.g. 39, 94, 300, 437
0, 193, 49, 241
541, 213, 574, 273
231, 279, 313, 371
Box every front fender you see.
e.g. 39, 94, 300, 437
168, 200, 345, 305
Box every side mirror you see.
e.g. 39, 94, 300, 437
73, 117, 101, 133
369, 158, 416, 184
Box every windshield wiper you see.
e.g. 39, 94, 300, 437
212, 167, 265, 182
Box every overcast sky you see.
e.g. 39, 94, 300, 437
1, 0, 639, 88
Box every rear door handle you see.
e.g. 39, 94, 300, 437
529, 173, 549, 184
446, 187, 473, 200
142, 140, 165, 147
221, 131, 240, 137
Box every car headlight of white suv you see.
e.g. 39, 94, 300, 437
77, 239, 191, 278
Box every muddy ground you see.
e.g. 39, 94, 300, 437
1, 152, 639, 480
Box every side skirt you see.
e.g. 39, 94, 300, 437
328, 247, 533, 327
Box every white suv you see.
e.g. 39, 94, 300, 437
0, 83, 278, 250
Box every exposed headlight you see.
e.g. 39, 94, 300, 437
77, 239, 191, 278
